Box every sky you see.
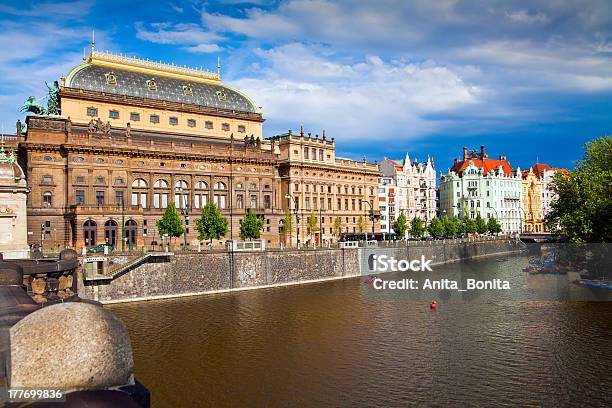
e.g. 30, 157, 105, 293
0, 0, 610, 171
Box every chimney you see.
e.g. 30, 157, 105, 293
463, 147, 468, 160
480, 145, 485, 159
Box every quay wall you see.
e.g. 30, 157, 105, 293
78, 239, 524, 304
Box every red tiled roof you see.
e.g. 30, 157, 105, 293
531, 163, 568, 177
451, 158, 513, 176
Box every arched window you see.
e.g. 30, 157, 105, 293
194, 181, 208, 209
213, 182, 227, 208
132, 178, 147, 188
174, 180, 189, 209
154, 179, 169, 188
104, 220, 118, 247
131, 178, 148, 208
125, 219, 137, 246
83, 220, 97, 247
42, 191, 52, 208
154, 179, 170, 208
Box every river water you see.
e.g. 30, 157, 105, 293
110, 252, 612, 407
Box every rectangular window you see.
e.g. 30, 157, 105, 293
115, 178, 124, 185
221, 123, 230, 131
109, 110, 119, 119
130, 112, 140, 121
304, 147, 309, 159
345, 199, 349, 210
238, 125, 246, 133
264, 195, 271, 209
140, 193, 147, 209
236, 194, 244, 209
96, 191, 105, 206
319, 149, 324, 161
150, 115, 160, 124
132, 192, 138, 206
214, 194, 226, 209
76, 176, 85, 184
42, 175, 52, 184
162, 193, 168, 208
116, 190, 124, 205
87, 107, 98, 116
154, 193, 160, 209
328, 198, 332, 209
250, 195, 257, 208
76, 190, 85, 205
311, 148, 316, 160
305, 197, 310, 210
205, 121, 213, 129
169, 117, 178, 125
187, 119, 196, 127
320, 198, 325, 210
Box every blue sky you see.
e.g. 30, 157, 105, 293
0, 0, 610, 171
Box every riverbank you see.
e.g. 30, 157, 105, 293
78, 238, 525, 304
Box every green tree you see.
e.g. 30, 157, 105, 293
410, 216, 425, 238
475, 213, 488, 234
333, 216, 344, 240
156, 202, 183, 243
427, 217, 445, 237
546, 136, 612, 242
462, 217, 477, 234
393, 212, 408, 238
282, 209, 293, 235
196, 202, 228, 245
357, 215, 366, 233
306, 212, 320, 239
441, 216, 458, 237
487, 217, 502, 234
240, 208, 264, 240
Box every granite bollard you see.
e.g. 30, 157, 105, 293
9, 302, 134, 391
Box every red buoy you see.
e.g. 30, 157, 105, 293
430, 300, 437, 310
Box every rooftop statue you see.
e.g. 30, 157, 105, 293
20, 96, 46, 115
46, 81, 60, 115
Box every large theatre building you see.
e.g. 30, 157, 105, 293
20, 48, 380, 250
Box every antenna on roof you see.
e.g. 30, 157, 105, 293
217, 56, 221, 80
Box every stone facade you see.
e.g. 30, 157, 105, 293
20, 49, 381, 250
439, 146, 523, 233
0, 146, 29, 259
379, 154, 437, 226
273, 129, 381, 246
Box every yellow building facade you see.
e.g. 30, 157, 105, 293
522, 168, 544, 232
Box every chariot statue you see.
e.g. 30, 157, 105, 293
20, 96, 46, 115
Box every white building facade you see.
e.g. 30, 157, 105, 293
378, 176, 398, 235
439, 146, 523, 233
379, 153, 437, 227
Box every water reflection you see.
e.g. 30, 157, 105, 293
110, 254, 612, 407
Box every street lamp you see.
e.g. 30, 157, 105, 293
181, 205, 189, 248
285, 193, 300, 246
361, 200, 375, 240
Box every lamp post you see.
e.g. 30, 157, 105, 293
361, 200, 374, 240
181, 205, 189, 248
285, 193, 299, 247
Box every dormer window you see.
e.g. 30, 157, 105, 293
146, 78, 157, 91
216, 90, 227, 102
105, 71, 117, 85
182, 84, 193, 96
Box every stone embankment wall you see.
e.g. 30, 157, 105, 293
78, 239, 524, 304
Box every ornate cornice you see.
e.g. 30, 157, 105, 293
60, 87, 264, 122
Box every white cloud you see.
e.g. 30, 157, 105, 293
228, 44, 480, 140
506, 10, 549, 24
184, 43, 222, 53
135, 22, 222, 45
